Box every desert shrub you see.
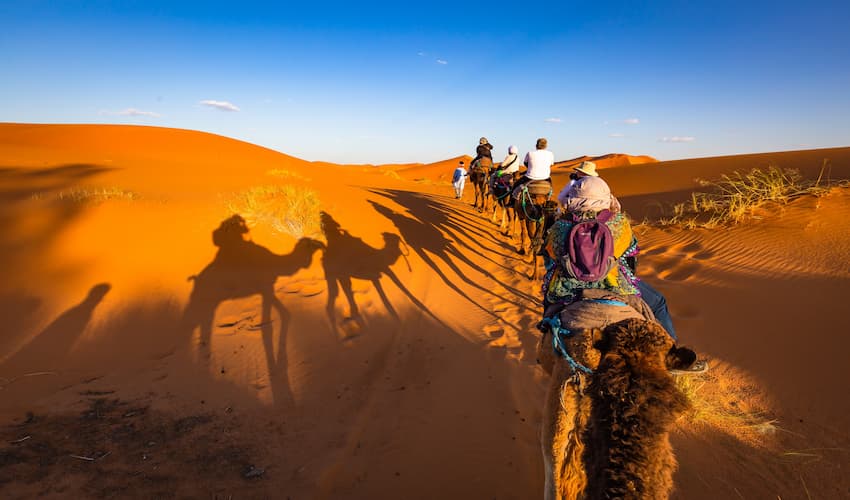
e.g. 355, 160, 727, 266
675, 358, 778, 447
226, 185, 321, 239
655, 161, 848, 228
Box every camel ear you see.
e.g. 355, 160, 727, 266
665, 345, 697, 371
590, 327, 607, 351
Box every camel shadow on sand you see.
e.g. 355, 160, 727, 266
182, 214, 323, 407
319, 211, 447, 338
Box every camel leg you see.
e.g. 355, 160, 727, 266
260, 289, 277, 374
264, 290, 295, 407
339, 276, 362, 323
373, 277, 399, 320
518, 218, 528, 255
325, 276, 340, 335
197, 304, 215, 357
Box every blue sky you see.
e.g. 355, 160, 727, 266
2, 1, 849, 164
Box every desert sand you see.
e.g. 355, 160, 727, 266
1, 123, 848, 499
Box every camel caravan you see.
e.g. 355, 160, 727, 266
461, 137, 707, 499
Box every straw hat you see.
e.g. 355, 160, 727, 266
574, 160, 599, 177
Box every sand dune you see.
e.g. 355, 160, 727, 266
1, 123, 848, 499
554, 153, 657, 171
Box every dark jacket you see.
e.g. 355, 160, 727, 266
472, 143, 494, 168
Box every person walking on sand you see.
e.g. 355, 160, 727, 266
452, 160, 468, 199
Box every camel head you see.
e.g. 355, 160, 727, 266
584, 318, 691, 500
291, 237, 326, 262
592, 318, 695, 373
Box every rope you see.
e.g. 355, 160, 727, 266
539, 315, 594, 375
520, 187, 544, 223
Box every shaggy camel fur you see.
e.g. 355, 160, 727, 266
538, 304, 691, 500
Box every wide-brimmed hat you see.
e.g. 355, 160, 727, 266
479, 137, 489, 145
574, 161, 599, 177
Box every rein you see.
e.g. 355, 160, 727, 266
519, 184, 553, 222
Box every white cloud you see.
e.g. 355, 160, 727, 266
659, 136, 695, 143
120, 108, 160, 117
99, 108, 160, 118
623, 118, 640, 125
436, 59, 448, 65
200, 100, 240, 112
417, 51, 426, 57
609, 133, 625, 138
544, 117, 562, 123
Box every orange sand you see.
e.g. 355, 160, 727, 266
1, 123, 848, 498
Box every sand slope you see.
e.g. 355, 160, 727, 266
1, 124, 848, 499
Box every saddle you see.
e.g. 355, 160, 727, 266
513, 179, 553, 200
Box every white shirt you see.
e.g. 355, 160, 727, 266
523, 149, 555, 180
500, 153, 521, 175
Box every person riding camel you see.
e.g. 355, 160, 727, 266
541, 175, 706, 373
470, 137, 494, 173
490, 144, 521, 194
513, 137, 554, 197
557, 160, 621, 214
498, 145, 521, 178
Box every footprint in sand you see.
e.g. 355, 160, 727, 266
681, 241, 715, 260
658, 262, 702, 282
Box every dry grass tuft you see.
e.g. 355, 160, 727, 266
654, 160, 849, 228
226, 185, 322, 239
674, 357, 778, 447
33, 187, 140, 203
266, 168, 311, 182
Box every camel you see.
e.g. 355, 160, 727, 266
468, 158, 492, 213
537, 297, 692, 500
489, 171, 517, 237
513, 180, 556, 279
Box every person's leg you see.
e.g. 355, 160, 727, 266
637, 280, 677, 341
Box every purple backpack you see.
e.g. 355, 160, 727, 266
564, 210, 617, 282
